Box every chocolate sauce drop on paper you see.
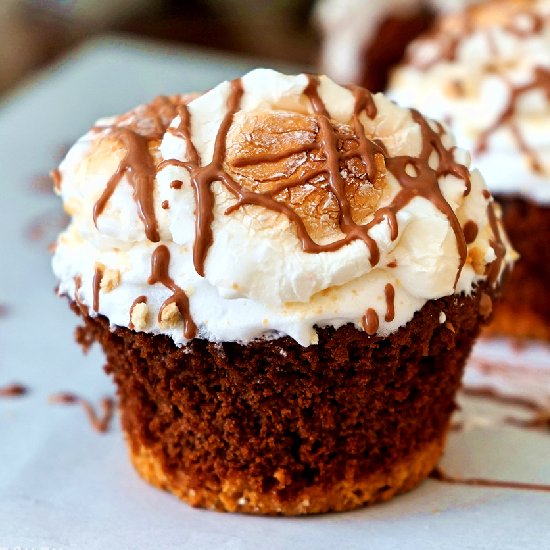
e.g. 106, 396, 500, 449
148, 245, 197, 339
49, 392, 115, 433
0, 384, 28, 397
0, 303, 9, 318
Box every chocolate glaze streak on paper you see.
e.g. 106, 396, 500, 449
431, 466, 550, 493
49, 392, 115, 433
0, 383, 28, 397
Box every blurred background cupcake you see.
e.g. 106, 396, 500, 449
314, 0, 481, 92
389, 0, 550, 341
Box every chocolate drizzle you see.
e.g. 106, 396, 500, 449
49, 392, 115, 433
93, 128, 160, 242
92, 265, 104, 313
148, 245, 196, 339
463, 220, 478, 245
159, 76, 390, 274
362, 308, 379, 335
84, 75, 498, 340
383, 110, 470, 286
91, 96, 190, 243
384, 283, 395, 322
160, 75, 471, 289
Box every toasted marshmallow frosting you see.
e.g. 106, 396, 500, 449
389, 0, 550, 204
52, 69, 513, 346
315, 0, 479, 85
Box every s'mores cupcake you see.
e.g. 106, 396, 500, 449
390, 0, 550, 340
315, 0, 480, 92
52, 69, 513, 515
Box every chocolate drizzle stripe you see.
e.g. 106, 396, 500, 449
159, 74, 473, 289
362, 308, 379, 335
383, 110, 469, 287
92, 266, 104, 313
430, 467, 550, 493
148, 245, 196, 339
231, 143, 318, 167
93, 128, 160, 242
164, 77, 392, 274
384, 283, 395, 322
463, 220, 479, 245
49, 392, 115, 433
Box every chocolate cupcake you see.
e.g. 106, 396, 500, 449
389, 0, 550, 340
52, 69, 513, 514
315, 0, 479, 92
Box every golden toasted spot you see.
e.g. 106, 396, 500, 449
273, 469, 288, 486
469, 246, 486, 275
100, 269, 121, 293
131, 302, 149, 330
225, 110, 387, 244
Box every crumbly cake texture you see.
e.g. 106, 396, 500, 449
72, 282, 493, 515
486, 196, 550, 341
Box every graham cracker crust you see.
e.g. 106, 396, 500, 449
129, 436, 445, 515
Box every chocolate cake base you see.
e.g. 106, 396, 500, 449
486, 196, 550, 341
72, 285, 492, 515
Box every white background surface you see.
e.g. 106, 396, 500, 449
0, 36, 549, 549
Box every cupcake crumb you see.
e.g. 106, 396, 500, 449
159, 302, 181, 328
131, 302, 149, 330
445, 322, 456, 333
100, 269, 121, 293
